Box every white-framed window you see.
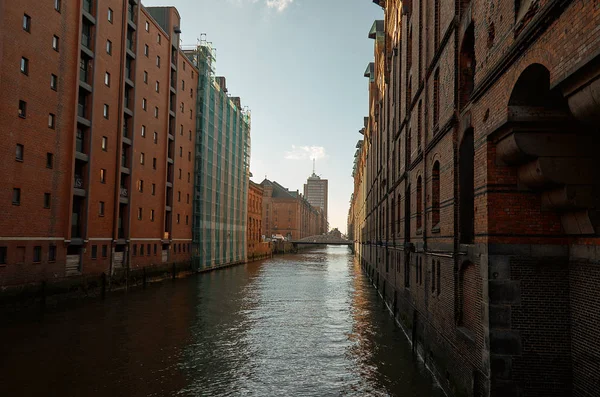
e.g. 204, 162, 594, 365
54, 0, 61, 12
52, 35, 59, 51
101, 136, 107, 151
141, 125, 146, 137
155, 81, 159, 92
142, 98, 147, 110
103, 104, 109, 118
50, 74, 58, 90
145, 21, 149, 31
104, 72, 110, 86
144, 44, 149, 56
108, 8, 113, 23
20, 57, 28, 75
106, 40, 112, 54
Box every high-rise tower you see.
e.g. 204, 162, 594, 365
303, 162, 328, 232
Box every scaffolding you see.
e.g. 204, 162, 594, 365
184, 35, 251, 269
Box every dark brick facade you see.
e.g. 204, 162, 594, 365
349, 1, 600, 396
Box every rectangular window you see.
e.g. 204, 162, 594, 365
106, 40, 112, 55
20, 57, 28, 75
155, 81, 159, 92
180, 125, 183, 135
91, 245, 97, 259
141, 125, 146, 137
44, 193, 51, 208
156, 56, 160, 68
178, 191, 181, 202
180, 102, 184, 113
48, 113, 55, 128
147, 244, 151, 256
187, 194, 189, 204
150, 209, 155, 221
137, 207, 142, 220
49, 245, 56, 262
140, 153, 145, 165
187, 172, 190, 183
157, 34, 161, 44
152, 157, 156, 170
182, 80, 185, 90
99, 201, 105, 216
179, 169, 181, 179
46, 153, 54, 168
52, 35, 59, 51
154, 107, 158, 118
100, 169, 106, 183
153, 132, 158, 143
16, 144, 24, 161
179, 146, 182, 157
144, 44, 149, 57
142, 98, 147, 110
103, 104, 109, 118
177, 214, 180, 224
145, 21, 149, 31
108, 7, 113, 23
51, 74, 58, 90
143, 71, 148, 83
133, 244, 137, 256
153, 244, 157, 255
138, 179, 144, 192
13, 188, 21, 205
188, 152, 191, 161
104, 72, 110, 86
23, 14, 31, 32
18, 100, 26, 118
102, 245, 107, 258
33, 246, 42, 263
151, 183, 156, 195
140, 244, 144, 255
101, 136, 107, 151
54, 0, 61, 12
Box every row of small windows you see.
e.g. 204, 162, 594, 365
0, 245, 57, 265
11, 189, 52, 209
135, 207, 189, 225
132, 242, 190, 257
0, 241, 192, 265
14, 145, 54, 167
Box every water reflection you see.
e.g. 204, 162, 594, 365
0, 246, 441, 397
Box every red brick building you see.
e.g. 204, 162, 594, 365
247, 179, 271, 260
1, 1, 197, 287
349, 1, 600, 396
261, 179, 325, 240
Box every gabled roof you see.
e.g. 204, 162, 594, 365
368, 20, 384, 39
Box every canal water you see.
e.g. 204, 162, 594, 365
0, 246, 443, 396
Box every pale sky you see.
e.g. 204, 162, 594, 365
142, 0, 383, 233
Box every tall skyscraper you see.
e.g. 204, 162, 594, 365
303, 161, 328, 231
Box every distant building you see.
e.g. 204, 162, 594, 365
184, 41, 250, 269
303, 166, 328, 231
261, 179, 324, 240
247, 180, 271, 260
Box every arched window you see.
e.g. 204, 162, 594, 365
459, 24, 475, 110
432, 161, 441, 228
459, 129, 474, 243
416, 176, 423, 230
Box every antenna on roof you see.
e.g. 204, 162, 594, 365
313, 158, 316, 175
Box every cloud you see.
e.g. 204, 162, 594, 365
284, 145, 326, 160
266, 0, 294, 11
